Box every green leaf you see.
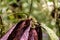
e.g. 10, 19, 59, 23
0, 10, 2, 14
8, 15, 15, 20
41, 23, 59, 40
37, 0, 40, 2
48, 0, 52, 2
6, 0, 12, 2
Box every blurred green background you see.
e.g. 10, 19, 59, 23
0, 0, 59, 40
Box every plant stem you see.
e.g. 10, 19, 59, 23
28, 0, 33, 18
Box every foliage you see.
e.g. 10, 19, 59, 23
0, 0, 59, 40
41, 23, 59, 40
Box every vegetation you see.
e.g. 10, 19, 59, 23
0, 0, 59, 40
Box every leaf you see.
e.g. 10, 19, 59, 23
8, 15, 15, 20
37, 0, 40, 2
41, 23, 59, 40
0, 11, 2, 14
6, 0, 12, 2
48, 0, 53, 2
